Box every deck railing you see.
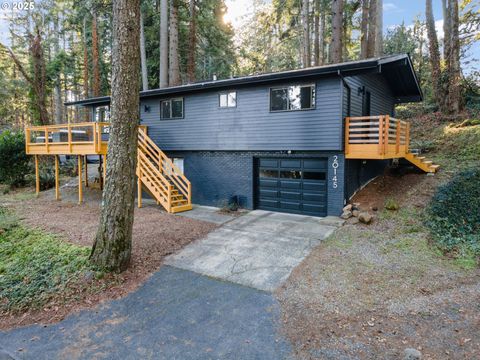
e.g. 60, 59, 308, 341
344, 115, 410, 159
25, 122, 110, 155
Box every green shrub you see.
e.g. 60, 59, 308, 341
426, 169, 480, 262
0, 206, 98, 312
0, 130, 30, 187
384, 198, 399, 211
39, 167, 55, 190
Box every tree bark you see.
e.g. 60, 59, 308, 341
447, 0, 461, 113
374, 0, 383, 56
168, 0, 181, 86
53, 14, 63, 124
360, 0, 369, 59
159, 0, 169, 87
330, 0, 343, 63
301, 0, 311, 67
187, 0, 197, 82
140, 10, 149, 91
90, 0, 141, 272
314, 0, 320, 66
426, 0, 444, 111
366, 0, 376, 57
319, 6, 325, 65
82, 17, 90, 120
92, 11, 101, 96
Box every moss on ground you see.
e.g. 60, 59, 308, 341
0, 206, 102, 313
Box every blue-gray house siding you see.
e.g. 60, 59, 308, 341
139, 76, 343, 151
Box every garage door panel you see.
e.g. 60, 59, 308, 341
280, 180, 302, 189
259, 179, 278, 188
280, 159, 301, 168
257, 157, 328, 217
303, 192, 326, 202
280, 191, 301, 200
260, 189, 278, 198
280, 201, 301, 210
303, 159, 327, 170
303, 181, 327, 191
260, 159, 278, 168
259, 199, 279, 208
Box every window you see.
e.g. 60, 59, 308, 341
362, 90, 371, 116
259, 169, 278, 178
303, 171, 326, 180
270, 85, 315, 112
219, 92, 237, 108
173, 158, 184, 174
160, 98, 183, 119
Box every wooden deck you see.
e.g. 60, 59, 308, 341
24, 122, 193, 212
345, 115, 439, 173
25, 122, 110, 155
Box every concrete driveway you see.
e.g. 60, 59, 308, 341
166, 210, 342, 292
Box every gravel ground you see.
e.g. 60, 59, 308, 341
0, 184, 217, 330
276, 171, 480, 359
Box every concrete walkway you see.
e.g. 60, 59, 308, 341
0, 267, 291, 360
166, 210, 342, 292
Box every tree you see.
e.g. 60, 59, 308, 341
366, 0, 377, 57
374, 0, 383, 56
159, 0, 169, 87
187, 0, 197, 82
91, 9, 101, 96
168, 0, 181, 86
360, 0, 369, 59
301, 0, 310, 67
445, 0, 462, 113
90, 0, 141, 272
140, 9, 149, 91
52, 12, 64, 124
426, 0, 445, 111
330, 0, 343, 63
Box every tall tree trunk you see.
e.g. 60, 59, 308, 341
140, 10, 149, 91
187, 0, 197, 82
366, 0, 376, 57
314, 0, 320, 66
360, 0, 369, 59
90, 0, 141, 272
53, 15, 63, 124
301, 0, 311, 67
330, 0, 343, 63
426, 0, 444, 111
319, 7, 325, 65
441, 0, 451, 62
447, 0, 461, 113
83, 17, 90, 121
92, 11, 101, 96
159, 0, 169, 87
374, 0, 383, 56
168, 0, 181, 86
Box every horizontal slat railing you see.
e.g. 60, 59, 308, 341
345, 116, 410, 159
25, 122, 110, 155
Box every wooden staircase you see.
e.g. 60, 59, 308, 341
404, 153, 440, 173
137, 127, 192, 213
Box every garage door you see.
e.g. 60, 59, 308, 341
256, 158, 327, 217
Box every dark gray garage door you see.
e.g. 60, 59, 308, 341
256, 158, 327, 217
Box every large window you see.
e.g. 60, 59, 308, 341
270, 85, 315, 112
160, 98, 184, 119
219, 92, 237, 108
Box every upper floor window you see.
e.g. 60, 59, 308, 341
160, 98, 184, 119
270, 85, 315, 112
219, 91, 237, 108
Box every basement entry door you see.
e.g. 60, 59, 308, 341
256, 158, 327, 217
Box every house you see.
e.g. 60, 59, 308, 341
26, 54, 438, 217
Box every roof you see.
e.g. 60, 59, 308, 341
65, 54, 422, 106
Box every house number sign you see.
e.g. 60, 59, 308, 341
332, 155, 339, 189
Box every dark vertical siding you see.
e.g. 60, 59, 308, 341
140, 76, 343, 151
